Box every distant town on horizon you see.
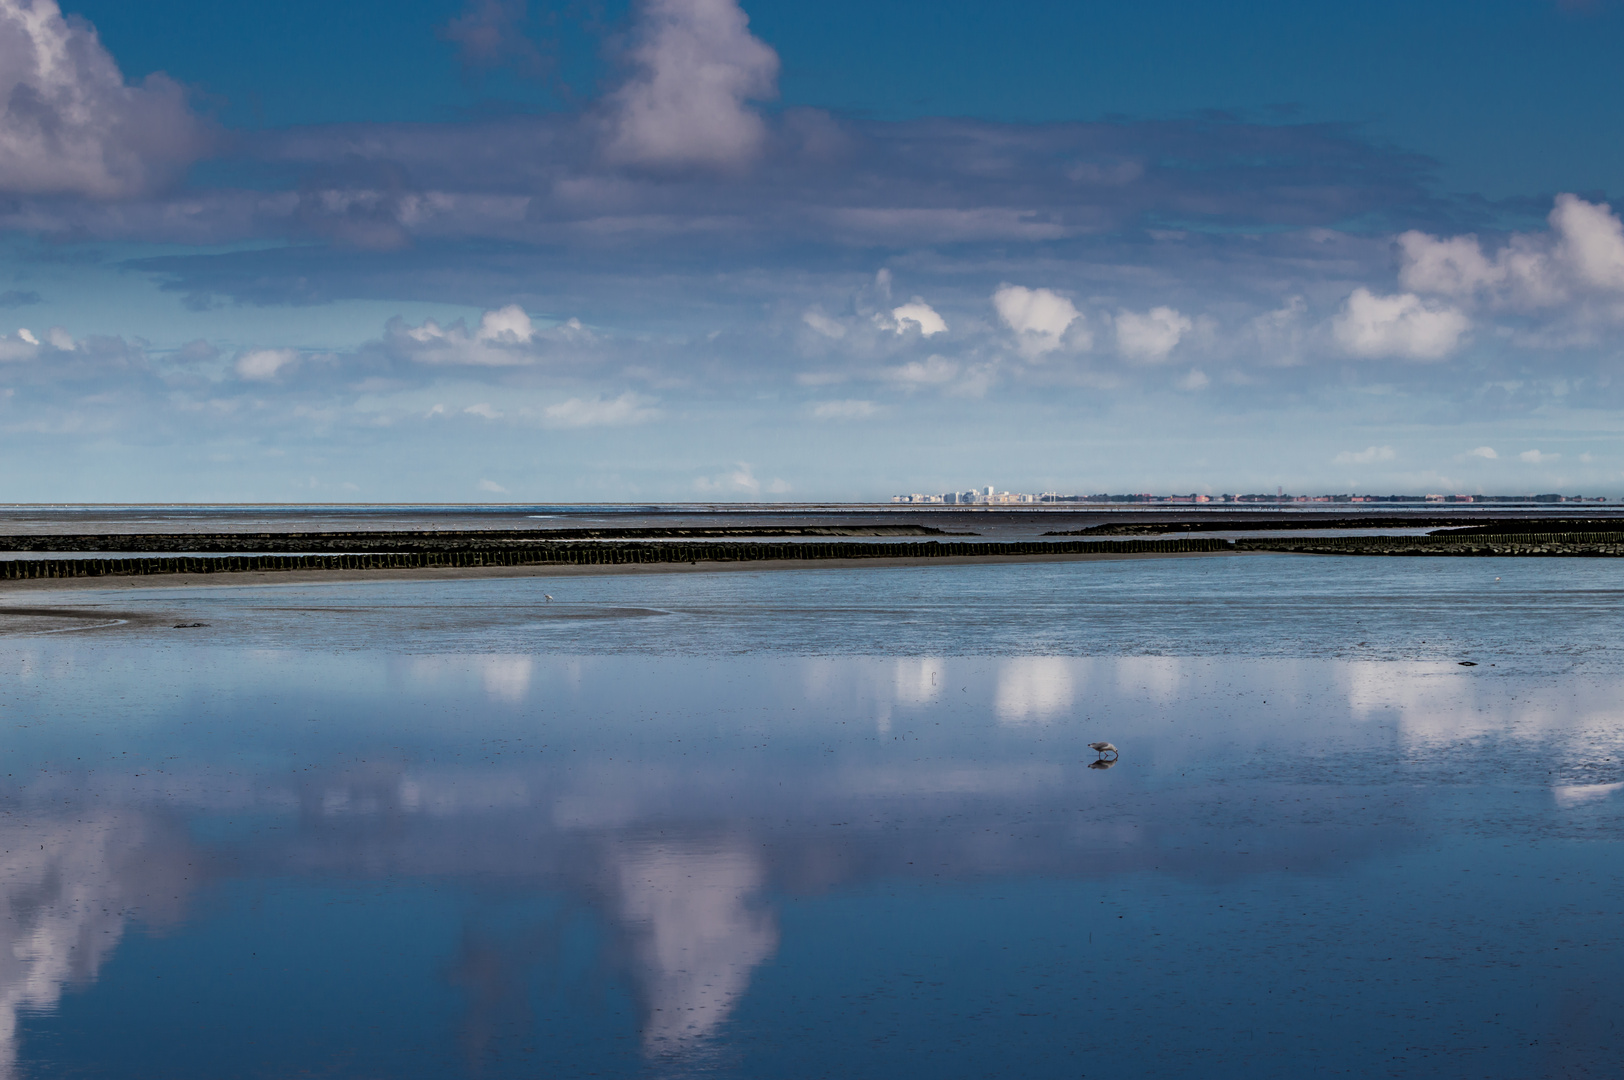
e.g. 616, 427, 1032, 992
892, 487, 1611, 506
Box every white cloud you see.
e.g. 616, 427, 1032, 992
15, 327, 35, 345
1551, 193, 1624, 293
474, 304, 534, 343
602, 0, 780, 170
235, 348, 298, 381
1397, 231, 1505, 298
885, 355, 957, 385
393, 308, 584, 366
1519, 449, 1559, 464
0, 0, 208, 197
1397, 195, 1624, 313
1469, 446, 1498, 459
992, 284, 1085, 357
1115, 306, 1191, 363
801, 308, 845, 339
1331, 288, 1469, 360
810, 398, 877, 420
888, 299, 947, 337
477, 478, 507, 493
463, 402, 502, 419
1176, 368, 1209, 391
542, 392, 657, 428
1333, 445, 1396, 465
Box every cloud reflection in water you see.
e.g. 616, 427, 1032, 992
1, 646, 1624, 1074
612, 841, 778, 1054
0, 814, 196, 1078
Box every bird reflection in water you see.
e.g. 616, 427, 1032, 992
1087, 758, 1117, 770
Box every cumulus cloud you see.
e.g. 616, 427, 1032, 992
1115, 306, 1191, 363
475, 304, 534, 343
1397, 194, 1624, 315
1469, 446, 1498, 459
0, 0, 208, 198
993, 284, 1086, 357
235, 348, 298, 381
463, 402, 502, 419
1176, 368, 1209, 391
887, 300, 946, 337
541, 392, 657, 428
1552, 193, 1624, 293
1519, 449, 1559, 463
476, 477, 508, 493
1397, 231, 1506, 299
1331, 288, 1469, 360
1333, 445, 1396, 465
602, 0, 779, 170
810, 398, 877, 420
388, 307, 576, 366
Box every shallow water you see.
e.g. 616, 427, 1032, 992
1, 556, 1622, 1077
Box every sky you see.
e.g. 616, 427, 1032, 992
1, 0, 1623, 502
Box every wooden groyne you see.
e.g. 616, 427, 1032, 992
0, 537, 1231, 580
1234, 533, 1624, 557
1055, 515, 1624, 537
0, 525, 959, 553
4, 532, 1622, 582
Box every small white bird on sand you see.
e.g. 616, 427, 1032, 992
545, 594, 553, 601
1088, 741, 1118, 760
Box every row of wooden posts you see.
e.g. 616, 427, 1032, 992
0, 538, 1228, 578
1, 533, 1621, 580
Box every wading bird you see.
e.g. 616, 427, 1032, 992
1089, 741, 1118, 761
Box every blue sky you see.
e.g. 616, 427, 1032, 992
0, 0, 1622, 501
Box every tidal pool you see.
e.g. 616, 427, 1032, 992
0, 556, 1621, 1077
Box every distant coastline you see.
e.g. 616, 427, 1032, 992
894, 488, 1609, 505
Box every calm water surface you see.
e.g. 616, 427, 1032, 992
1, 555, 1622, 1077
